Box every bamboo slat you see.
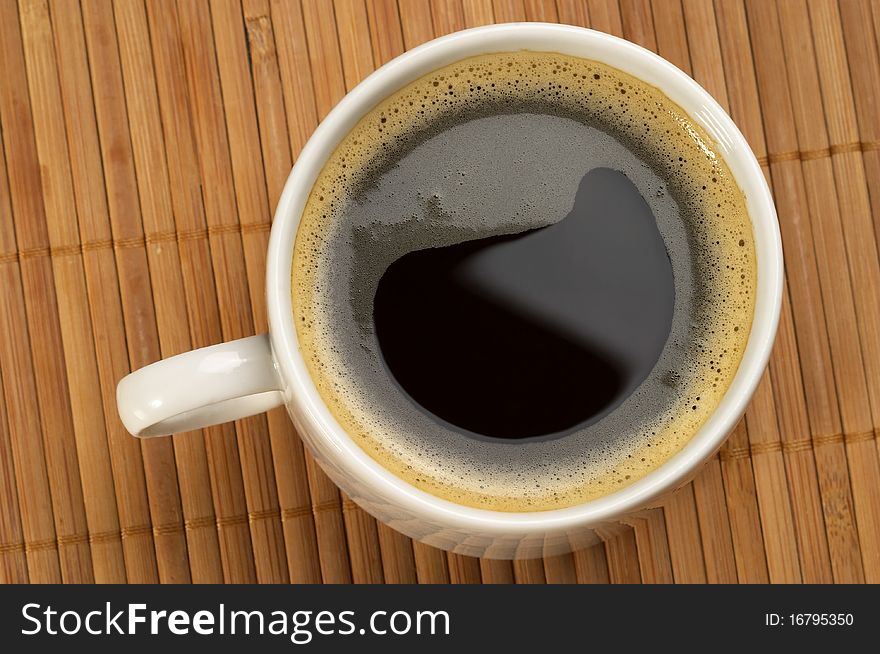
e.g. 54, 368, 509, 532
514, 559, 548, 584
431, 0, 467, 34
837, 1, 880, 251
0, 0, 877, 585
0, 64, 62, 583
573, 541, 611, 583
491, 0, 524, 23
543, 554, 579, 584
604, 529, 642, 584
0, 136, 29, 584
462, 0, 495, 26
625, 511, 674, 583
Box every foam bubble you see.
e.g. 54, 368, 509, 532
293, 52, 756, 512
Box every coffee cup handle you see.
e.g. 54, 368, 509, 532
116, 334, 285, 438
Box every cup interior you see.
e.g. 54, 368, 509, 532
266, 23, 783, 533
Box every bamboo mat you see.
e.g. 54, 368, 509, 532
0, 0, 879, 584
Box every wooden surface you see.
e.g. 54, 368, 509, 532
1, 0, 879, 584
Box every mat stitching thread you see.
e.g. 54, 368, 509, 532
756, 139, 880, 166
281, 506, 314, 520
312, 501, 342, 514
719, 431, 877, 461
2, 507, 318, 553
2, 222, 272, 261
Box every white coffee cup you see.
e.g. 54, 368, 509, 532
117, 23, 782, 559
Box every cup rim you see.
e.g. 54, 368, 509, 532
266, 23, 783, 533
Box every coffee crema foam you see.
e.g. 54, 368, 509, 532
293, 52, 756, 512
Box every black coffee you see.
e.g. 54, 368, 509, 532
374, 166, 674, 439
292, 52, 755, 511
